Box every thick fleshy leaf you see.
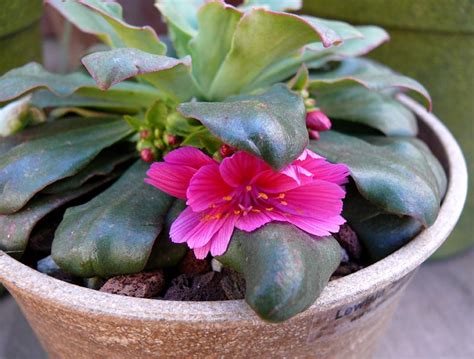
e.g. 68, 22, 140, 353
342, 189, 423, 261
146, 199, 187, 269
155, 0, 205, 57
250, 23, 370, 90
309, 58, 432, 110
361, 136, 447, 199
0, 117, 132, 214
52, 161, 174, 278
42, 145, 135, 195
240, 0, 302, 11
178, 84, 307, 170
189, 2, 242, 92
315, 86, 418, 136
305, 26, 389, 69
218, 223, 341, 323
309, 132, 443, 226
82, 48, 198, 101
46, 0, 166, 55
207, 9, 359, 99
0, 178, 111, 260
0, 63, 162, 106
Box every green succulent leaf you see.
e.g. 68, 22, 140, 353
82, 48, 198, 102
342, 189, 423, 261
189, 1, 242, 93
155, 0, 205, 57
178, 84, 307, 170
42, 145, 135, 195
240, 0, 302, 11
309, 132, 444, 226
305, 26, 389, 69
46, 0, 166, 55
315, 86, 418, 136
218, 223, 341, 323
0, 63, 162, 108
232, 18, 364, 93
146, 199, 187, 269
352, 214, 423, 261
207, 9, 360, 99
309, 58, 432, 110
0, 178, 112, 260
52, 160, 174, 278
0, 117, 132, 214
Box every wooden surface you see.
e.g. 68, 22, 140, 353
0, 250, 472, 359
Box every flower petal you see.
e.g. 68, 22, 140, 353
145, 162, 197, 199
210, 215, 239, 257
236, 211, 271, 232
164, 146, 215, 168
220, 151, 269, 187
296, 150, 350, 185
169, 206, 202, 244
194, 241, 212, 259
187, 164, 233, 212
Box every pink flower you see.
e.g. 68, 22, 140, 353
146, 147, 350, 259
306, 110, 332, 140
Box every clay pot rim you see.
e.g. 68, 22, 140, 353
0, 95, 468, 323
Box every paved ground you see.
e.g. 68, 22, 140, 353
1, 250, 473, 359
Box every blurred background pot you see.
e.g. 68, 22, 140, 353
0, 0, 43, 75
0, 98, 467, 358
303, 0, 474, 258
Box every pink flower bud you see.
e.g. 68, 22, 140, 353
308, 129, 320, 140
140, 148, 155, 163
219, 144, 236, 158
166, 134, 178, 146
306, 110, 332, 132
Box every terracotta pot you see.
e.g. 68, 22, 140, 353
0, 97, 467, 358
302, 0, 474, 258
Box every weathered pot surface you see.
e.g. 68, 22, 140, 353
0, 97, 468, 358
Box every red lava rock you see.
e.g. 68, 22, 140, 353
100, 270, 165, 298
334, 224, 363, 261
178, 251, 211, 276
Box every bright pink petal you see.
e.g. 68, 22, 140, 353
210, 215, 239, 256
281, 164, 314, 185
253, 170, 300, 193
285, 214, 345, 236
169, 206, 202, 244
186, 164, 234, 212
164, 146, 214, 168
236, 211, 271, 232
145, 162, 197, 199
296, 150, 350, 185
220, 151, 269, 187
193, 242, 212, 259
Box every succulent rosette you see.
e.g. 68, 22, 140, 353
0, 0, 446, 322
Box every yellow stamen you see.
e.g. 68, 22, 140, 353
214, 213, 222, 219
266, 207, 274, 212
258, 192, 269, 200
277, 193, 286, 199
223, 195, 233, 201
245, 185, 252, 192
280, 201, 288, 206
251, 208, 261, 213
234, 210, 241, 215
